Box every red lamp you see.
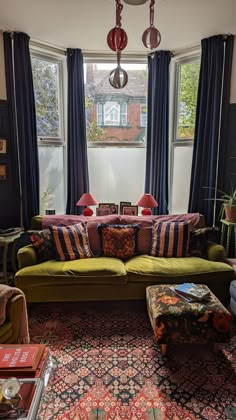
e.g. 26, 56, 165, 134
136, 193, 158, 215
76, 193, 98, 216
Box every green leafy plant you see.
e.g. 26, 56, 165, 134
205, 186, 236, 219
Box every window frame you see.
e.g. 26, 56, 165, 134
169, 50, 201, 213
84, 55, 148, 148
30, 49, 66, 147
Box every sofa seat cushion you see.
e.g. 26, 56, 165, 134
15, 257, 127, 285
126, 255, 234, 283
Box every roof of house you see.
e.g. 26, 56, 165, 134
87, 69, 147, 99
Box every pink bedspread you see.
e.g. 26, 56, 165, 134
0, 285, 30, 344
42, 212, 202, 229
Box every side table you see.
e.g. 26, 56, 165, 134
0, 229, 24, 284
220, 219, 236, 257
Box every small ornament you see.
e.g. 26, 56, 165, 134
107, 27, 128, 52
107, 0, 128, 52
109, 52, 128, 89
142, 0, 161, 50
2, 377, 21, 399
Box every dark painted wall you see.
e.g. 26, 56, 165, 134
0, 99, 20, 229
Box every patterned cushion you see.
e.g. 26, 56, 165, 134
28, 229, 53, 262
49, 223, 93, 261
189, 228, 208, 258
97, 224, 139, 260
150, 221, 191, 257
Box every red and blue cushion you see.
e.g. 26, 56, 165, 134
49, 222, 93, 261
150, 220, 191, 257
97, 224, 139, 260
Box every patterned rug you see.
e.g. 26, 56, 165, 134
28, 301, 236, 420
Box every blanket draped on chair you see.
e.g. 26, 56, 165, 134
0, 285, 30, 344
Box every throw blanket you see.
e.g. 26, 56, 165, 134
0, 285, 30, 344
42, 212, 202, 229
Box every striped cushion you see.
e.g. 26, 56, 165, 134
49, 223, 93, 261
150, 221, 191, 257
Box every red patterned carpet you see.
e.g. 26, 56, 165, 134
28, 301, 236, 420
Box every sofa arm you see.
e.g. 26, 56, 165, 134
17, 245, 38, 269
5, 295, 24, 343
207, 241, 225, 262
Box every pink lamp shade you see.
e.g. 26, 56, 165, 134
76, 193, 98, 216
136, 193, 158, 215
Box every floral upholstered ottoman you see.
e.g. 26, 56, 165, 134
146, 284, 232, 355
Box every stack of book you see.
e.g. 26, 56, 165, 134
0, 344, 49, 379
170, 283, 211, 302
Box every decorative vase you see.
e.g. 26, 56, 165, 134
224, 204, 236, 223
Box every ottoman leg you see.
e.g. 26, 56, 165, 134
161, 344, 167, 355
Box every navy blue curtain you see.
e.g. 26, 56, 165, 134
188, 35, 234, 226
4, 32, 39, 229
66, 49, 89, 214
145, 51, 171, 215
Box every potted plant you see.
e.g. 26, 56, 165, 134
220, 188, 236, 222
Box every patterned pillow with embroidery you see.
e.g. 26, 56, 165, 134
29, 229, 54, 262
97, 224, 139, 260
150, 220, 191, 257
49, 222, 93, 261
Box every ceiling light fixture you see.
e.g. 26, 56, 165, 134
123, 0, 148, 4
107, 0, 161, 89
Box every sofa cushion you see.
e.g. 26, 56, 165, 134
28, 229, 53, 262
189, 228, 208, 259
150, 221, 191, 257
97, 224, 139, 260
126, 255, 234, 284
49, 223, 93, 261
15, 257, 127, 285
120, 213, 203, 255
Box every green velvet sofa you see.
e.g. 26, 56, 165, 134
14, 214, 235, 305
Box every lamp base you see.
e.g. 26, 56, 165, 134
141, 208, 152, 216
83, 207, 93, 216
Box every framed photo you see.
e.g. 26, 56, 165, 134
0, 139, 7, 154
96, 207, 111, 216
120, 201, 131, 214
110, 204, 118, 214
123, 206, 138, 216
99, 203, 115, 208
0, 164, 6, 180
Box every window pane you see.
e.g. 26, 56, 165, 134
85, 62, 148, 144
140, 104, 147, 127
38, 146, 65, 214
31, 56, 60, 137
104, 101, 120, 125
177, 61, 200, 140
171, 146, 193, 213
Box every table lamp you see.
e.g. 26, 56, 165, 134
76, 193, 98, 216
136, 193, 158, 215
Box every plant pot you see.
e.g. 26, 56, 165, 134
224, 204, 236, 223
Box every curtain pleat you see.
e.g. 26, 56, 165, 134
188, 35, 234, 226
66, 49, 89, 215
3, 32, 39, 229
145, 51, 171, 215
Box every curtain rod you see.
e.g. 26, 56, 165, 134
30, 38, 202, 59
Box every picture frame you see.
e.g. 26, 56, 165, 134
0, 164, 6, 180
120, 201, 131, 214
0, 139, 7, 154
96, 207, 111, 216
109, 204, 118, 214
99, 203, 115, 208
122, 205, 138, 216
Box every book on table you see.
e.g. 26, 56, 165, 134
0, 344, 47, 377
174, 283, 210, 301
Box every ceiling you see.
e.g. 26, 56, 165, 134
0, 0, 236, 53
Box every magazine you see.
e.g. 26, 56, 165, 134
174, 283, 210, 301
169, 285, 196, 302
